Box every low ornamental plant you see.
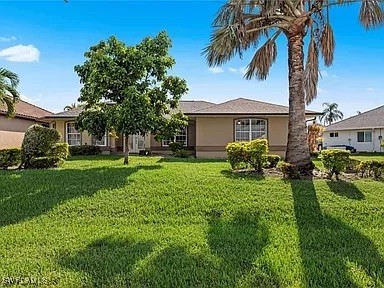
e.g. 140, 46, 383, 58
226, 142, 247, 170
321, 149, 351, 180
264, 154, 281, 168
280, 162, 300, 179
0, 148, 21, 169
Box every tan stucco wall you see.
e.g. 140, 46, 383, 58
0, 115, 49, 149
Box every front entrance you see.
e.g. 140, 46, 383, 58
124, 134, 145, 153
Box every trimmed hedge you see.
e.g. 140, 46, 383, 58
48, 143, 69, 159
69, 145, 101, 156
226, 139, 269, 172
264, 154, 281, 168
280, 162, 300, 179
0, 148, 21, 169
358, 160, 384, 180
321, 149, 351, 180
29, 157, 64, 169
174, 149, 189, 158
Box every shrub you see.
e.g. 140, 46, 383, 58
357, 161, 370, 177
169, 142, 184, 154
245, 139, 269, 172
48, 143, 69, 159
264, 154, 281, 168
29, 157, 64, 169
21, 125, 61, 168
68, 145, 101, 156
174, 149, 189, 158
310, 151, 320, 158
321, 149, 351, 180
139, 149, 151, 156
345, 159, 361, 174
360, 161, 384, 180
226, 142, 247, 170
0, 148, 21, 169
280, 162, 300, 179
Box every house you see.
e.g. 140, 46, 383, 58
0, 100, 53, 149
44, 97, 319, 158
323, 105, 384, 152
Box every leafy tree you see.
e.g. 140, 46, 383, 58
75, 32, 188, 164
64, 103, 80, 111
203, 0, 384, 171
0, 68, 20, 118
320, 102, 344, 125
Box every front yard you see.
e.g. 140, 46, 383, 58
0, 156, 383, 287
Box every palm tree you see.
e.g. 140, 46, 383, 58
320, 102, 343, 125
0, 68, 20, 117
203, 0, 384, 171
64, 103, 77, 111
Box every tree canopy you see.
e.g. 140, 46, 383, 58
74, 32, 188, 164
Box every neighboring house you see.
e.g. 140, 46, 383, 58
323, 105, 384, 152
0, 100, 53, 149
44, 97, 319, 158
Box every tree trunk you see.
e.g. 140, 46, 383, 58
285, 32, 313, 171
124, 134, 129, 165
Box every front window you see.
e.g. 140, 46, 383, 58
235, 119, 267, 141
357, 131, 372, 143
162, 127, 187, 146
92, 133, 107, 146
66, 122, 81, 146
330, 132, 338, 138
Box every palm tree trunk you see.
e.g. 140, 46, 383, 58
124, 134, 129, 165
285, 32, 313, 171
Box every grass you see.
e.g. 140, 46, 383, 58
0, 155, 383, 287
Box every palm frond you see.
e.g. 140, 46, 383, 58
320, 23, 335, 66
0, 96, 16, 118
0, 68, 19, 87
244, 34, 278, 80
304, 36, 319, 105
359, 0, 384, 29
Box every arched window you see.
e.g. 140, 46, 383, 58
235, 119, 267, 141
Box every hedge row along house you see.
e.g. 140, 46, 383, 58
44, 97, 320, 158
0, 99, 53, 149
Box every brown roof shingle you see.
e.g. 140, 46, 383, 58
0, 99, 53, 119
325, 105, 384, 131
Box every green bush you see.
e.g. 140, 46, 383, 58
359, 161, 384, 180
68, 145, 101, 156
48, 143, 69, 159
21, 125, 61, 168
226, 142, 247, 170
264, 154, 281, 168
345, 159, 361, 174
321, 149, 351, 180
0, 148, 21, 169
245, 139, 269, 172
280, 162, 300, 179
29, 157, 64, 169
310, 151, 320, 158
174, 149, 189, 158
169, 142, 184, 154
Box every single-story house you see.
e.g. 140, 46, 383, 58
0, 100, 53, 149
323, 105, 384, 152
44, 97, 319, 158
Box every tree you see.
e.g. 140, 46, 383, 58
320, 102, 343, 125
0, 68, 20, 118
75, 32, 188, 164
203, 0, 384, 171
64, 103, 78, 111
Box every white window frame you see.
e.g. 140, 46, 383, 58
235, 118, 267, 142
92, 133, 107, 147
330, 132, 339, 138
66, 122, 81, 146
357, 131, 372, 143
162, 127, 188, 147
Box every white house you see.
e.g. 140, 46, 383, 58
323, 105, 384, 152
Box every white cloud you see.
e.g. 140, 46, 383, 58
228, 67, 238, 73
0, 36, 16, 42
228, 66, 247, 75
208, 67, 224, 74
321, 70, 328, 77
0, 44, 40, 62
366, 87, 376, 92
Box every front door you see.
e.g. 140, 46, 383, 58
124, 134, 145, 153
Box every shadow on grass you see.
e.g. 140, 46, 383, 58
325, 180, 365, 200
291, 180, 384, 287
0, 165, 161, 227
59, 212, 279, 287
220, 169, 265, 181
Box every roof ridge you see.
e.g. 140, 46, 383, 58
326, 104, 384, 127
18, 99, 54, 115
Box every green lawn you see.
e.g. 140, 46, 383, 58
0, 156, 383, 287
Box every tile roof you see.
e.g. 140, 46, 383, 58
45, 106, 83, 118
0, 99, 53, 120
325, 105, 384, 131
189, 97, 320, 115
178, 100, 215, 113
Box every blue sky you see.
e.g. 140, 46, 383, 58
0, 1, 383, 117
